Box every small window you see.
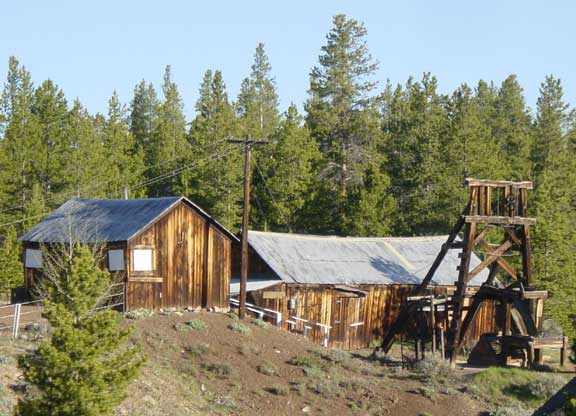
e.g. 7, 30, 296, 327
25, 249, 43, 269
132, 249, 153, 272
108, 249, 125, 271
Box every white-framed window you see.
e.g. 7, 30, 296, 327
108, 249, 125, 271
25, 249, 43, 269
132, 248, 153, 272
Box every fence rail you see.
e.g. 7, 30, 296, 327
229, 298, 332, 347
0, 283, 125, 339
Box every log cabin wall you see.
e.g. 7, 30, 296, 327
126, 201, 231, 310
248, 283, 497, 350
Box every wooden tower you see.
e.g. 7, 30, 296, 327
380, 178, 556, 366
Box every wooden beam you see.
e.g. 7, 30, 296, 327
465, 216, 536, 226
504, 227, 522, 246
520, 225, 534, 287
473, 226, 492, 247
465, 178, 533, 189
477, 240, 518, 280
467, 240, 513, 281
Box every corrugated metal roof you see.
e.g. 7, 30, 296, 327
247, 231, 489, 287
230, 276, 282, 295
19, 196, 239, 243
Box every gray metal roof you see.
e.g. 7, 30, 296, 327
20, 196, 239, 243
247, 231, 489, 287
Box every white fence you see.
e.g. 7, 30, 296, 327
229, 298, 332, 347
0, 283, 125, 339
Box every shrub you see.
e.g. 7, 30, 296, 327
125, 309, 154, 320
310, 381, 336, 398
321, 349, 350, 364
185, 343, 210, 357
257, 361, 277, 376
251, 318, 270, 329
202, 362, 232, 378
227, 323, 251, 334
227, 312, 239, 320
526, 375, 566, 399
265, 384, 288, 396
414, 354, 452, 386
174, 319, 207, 332
288, 354, 327, 370
488, 405, 531, 416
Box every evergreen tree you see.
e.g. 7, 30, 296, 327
0, 226, 22, 299
255, 104, 321, 231
382, 74, 450, 234
493, 75, 533, 180
0, 57, 42, 215
531, 76, 576, 340
148, 66, 189, 196
130, 80, 159, 167
16, 245, 144, 416
32, 79, 69, 196
101, 91, 145, 198
237, 43, 279, 139
305, 14, 387, 234
181, 70, 243, 229
63, 100, 107, 199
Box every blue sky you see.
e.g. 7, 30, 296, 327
1, 1, 575, 118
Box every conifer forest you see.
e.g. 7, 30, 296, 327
0, 14, 574, 339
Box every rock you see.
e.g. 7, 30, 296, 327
301, 406, 311, 413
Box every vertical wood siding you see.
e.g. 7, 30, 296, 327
127, 202, 231, 310
249, 283, 497, 349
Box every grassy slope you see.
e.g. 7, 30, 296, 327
1, 311, 573, 416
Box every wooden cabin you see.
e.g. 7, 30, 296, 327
19, 197, 238, 311
232, 231, 497, 350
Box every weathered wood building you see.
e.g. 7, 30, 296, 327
20, 197, 238, 311
232, 231, 496, 350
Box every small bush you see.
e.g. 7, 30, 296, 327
265, 384, 288, 396
526, 375, 566, 399
202, 362, 232, 378
175, 319, 207, 332
288, 354, 327, 370
237, 344, 259, 355
227, 323, 252, 334
310, 381, 336, 398
185, 343, 210, 357
125, 309, 154, 320
321, 349, 350, 364
251, 318, 270, 329
227, 312, 239, 320
488, 405, 531, 416
416, 386, 435, 400
257, 361, 277, 376
414, 354, 452, 386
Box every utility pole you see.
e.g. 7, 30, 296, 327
229, 137, 267, 319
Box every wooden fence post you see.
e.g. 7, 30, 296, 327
12, 303, 21, 338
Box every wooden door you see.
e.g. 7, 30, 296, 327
331, 295, 365, 350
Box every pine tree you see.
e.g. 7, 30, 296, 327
0, 57, 42, 216
130, 80, 159, 167
0, 226, 22, 299
305, 14, 387, 234
181, 70, 243, 229
255, 104, 321, 231
493, 75, 533, 180
32, 79, 69, 196
16, 245, 144, 416
63, 99, 107, 199
382, 74, 450, 234
148, 66, 189, 196
237, 43, 279, 139
101, 91, 145, 198
531, 76, 576, 340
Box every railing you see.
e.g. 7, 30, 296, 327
229, 298, 332, 347
0, 282, 126, 339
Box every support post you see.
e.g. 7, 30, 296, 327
430, 296, 436, 354
239, 141, 252, 319
12, 303, 21, 338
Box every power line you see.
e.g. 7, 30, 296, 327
0, 145, 237, 229
0, 137, 233, 217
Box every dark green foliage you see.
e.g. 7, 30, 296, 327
16, 245, 144, 416
0, 226, 22, 298
0, 13, 574, 341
